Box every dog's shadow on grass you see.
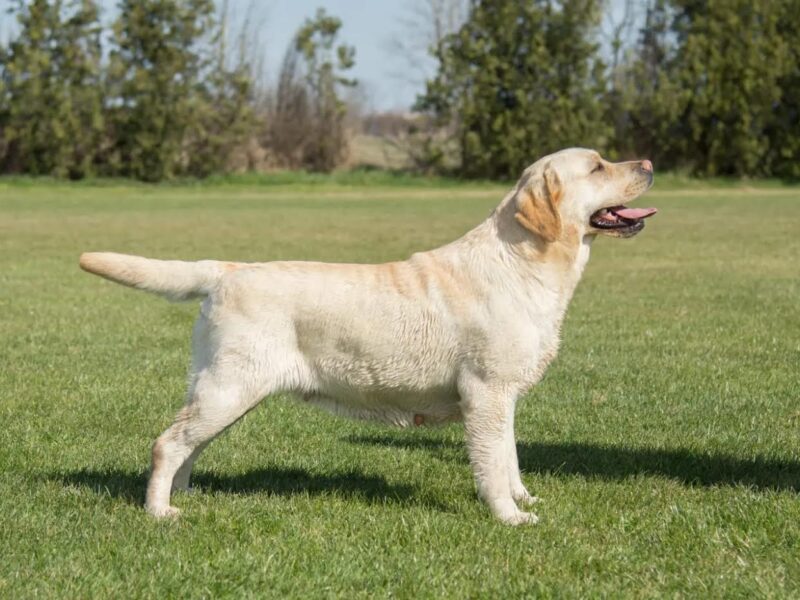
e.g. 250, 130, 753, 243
50, 466, 428, 508
49, 438, 798, 510
347, 435, 800, 493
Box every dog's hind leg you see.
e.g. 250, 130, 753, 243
144, 333, 293, 518
145, 369, 264, 518
167, 313, 224, 495
171, 440, 209, 493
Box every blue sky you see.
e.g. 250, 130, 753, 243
243, 0, 429, 111
0, 0, 635, 111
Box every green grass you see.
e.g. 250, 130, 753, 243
1, 167, 796, 191
1, 177, 799, 598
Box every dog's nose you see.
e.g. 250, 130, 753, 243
641, 159, 653, 173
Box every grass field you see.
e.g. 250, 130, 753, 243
1, 175, 799, 597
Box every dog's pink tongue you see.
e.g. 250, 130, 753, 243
614, 207, 658, 220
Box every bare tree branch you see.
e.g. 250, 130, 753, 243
385, 0, 469, 87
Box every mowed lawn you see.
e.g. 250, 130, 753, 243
1, 177, 799, 598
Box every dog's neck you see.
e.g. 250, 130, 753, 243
433, 191, 594, 313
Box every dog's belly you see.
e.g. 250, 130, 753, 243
301, 352, 463, 426
300, 388, 462, 427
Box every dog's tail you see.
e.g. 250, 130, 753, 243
79, 252, 238, 301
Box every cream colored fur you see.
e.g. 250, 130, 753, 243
79, 148, 654, 525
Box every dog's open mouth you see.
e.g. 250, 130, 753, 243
590, 205, 658, 235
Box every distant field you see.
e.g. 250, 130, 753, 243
1, 177, 799, 597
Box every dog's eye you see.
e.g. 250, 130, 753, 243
591, 163, 604, 174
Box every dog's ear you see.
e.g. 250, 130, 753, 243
514, 165, 563, 243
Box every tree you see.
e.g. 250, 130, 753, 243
388, 0, 469, 85
268, 8, 356, 172
623, 0, 796, 176
294, 8, 356, 172
764, 2, 800, 178
599, 0, 642, 160
383, 0, 468, 173
417, 0, 608, 179
107, 0, 217, 180
673, 0, 788, 176
612, 0, 683, 164
183, 0, 255, 177
0, 0, 104, 178
268, 43, 313, 169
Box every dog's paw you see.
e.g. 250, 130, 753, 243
513, 491, 541, 507
147, 504, 182, 519
511, 487, 541, 506
501, 510, 539, 526
487, 496, 540, 525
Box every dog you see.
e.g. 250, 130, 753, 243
79, 148, 656, 525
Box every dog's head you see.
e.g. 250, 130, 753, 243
514, 148, 656, 242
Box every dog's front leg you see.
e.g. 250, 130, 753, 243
506, 409, 539, 507
459, 377, 539, 525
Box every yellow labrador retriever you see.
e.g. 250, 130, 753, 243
80, 148, 656, 524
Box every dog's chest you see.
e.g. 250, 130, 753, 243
515, 239, 592, 385
509, 314, 563, 388
501, 275, 583, 387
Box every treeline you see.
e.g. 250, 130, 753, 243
418, 0, 800, 178
2, 0, 800, 181
0, 0, 354, 180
